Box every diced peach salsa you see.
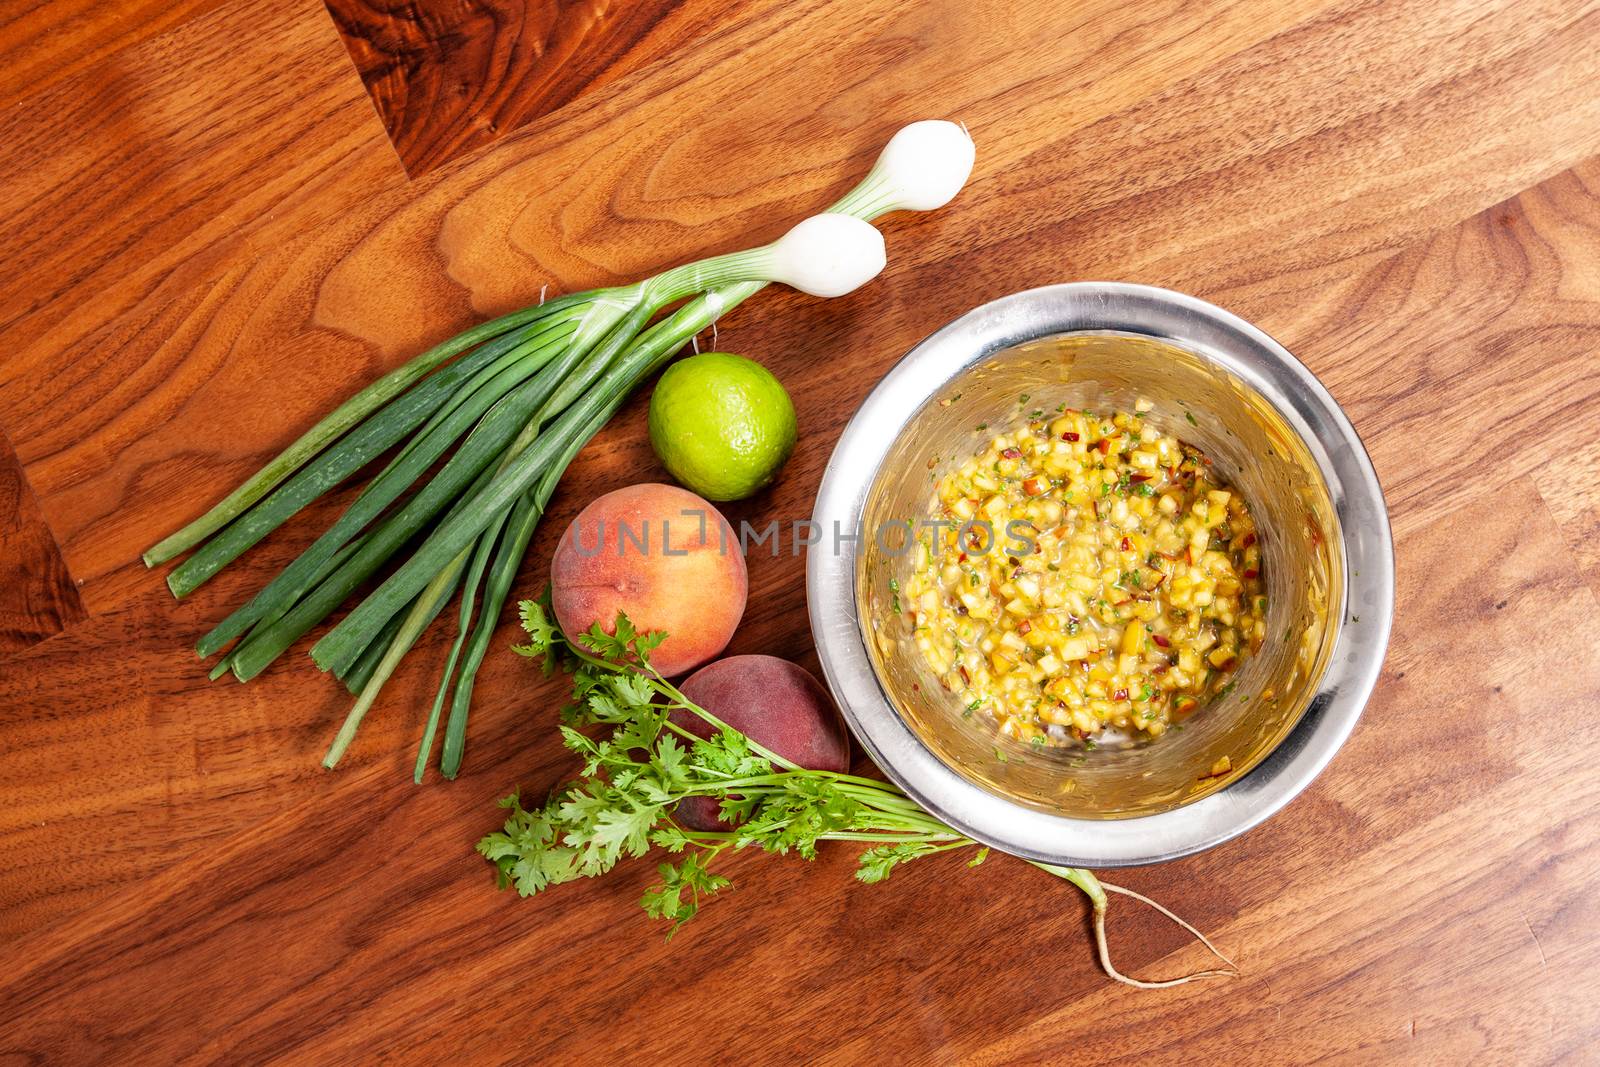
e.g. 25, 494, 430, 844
903, 405, 1267, 747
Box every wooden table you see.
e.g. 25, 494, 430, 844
3, 0, 1598, 1061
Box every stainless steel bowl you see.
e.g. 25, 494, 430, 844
807, 283, 1393, 867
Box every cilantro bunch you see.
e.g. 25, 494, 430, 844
478, 597, 1236, 988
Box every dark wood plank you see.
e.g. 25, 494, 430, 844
0, 428, 86, 652
325, 0, 748, 176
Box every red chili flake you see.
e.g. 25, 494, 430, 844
956, 552, 967, 563
1062, 431, 1080, 442
1112, 688, 1129, 701
959, 665, 971, 685
1000, 447, 1022, 459
1017, 620, 1033, 636
1152, 634, 1171, 648
1097, 438, 1112, 454
1242, 567, 1259, 579
1120, 536, 1132, 551
1129, 473, 1151, 483
1241, 532, 1257, 548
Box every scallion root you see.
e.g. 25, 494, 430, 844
1092, 879, 1239, 989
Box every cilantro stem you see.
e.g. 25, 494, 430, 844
650, 673, 806, 773
820, 832, 966, 845
1026, 861, 1106, 909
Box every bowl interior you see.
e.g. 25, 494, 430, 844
856, 331, 1344, 818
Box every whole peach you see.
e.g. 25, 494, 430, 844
551, 483, 746, 677
670, 655, 851, 831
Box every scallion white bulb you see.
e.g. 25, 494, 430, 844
764, 213, 887, 298
830, 120, 977, 220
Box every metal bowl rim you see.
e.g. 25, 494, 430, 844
805, 281, 1395, 867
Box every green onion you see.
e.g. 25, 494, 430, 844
145, 123, 978, 778
140, 295, 591, 568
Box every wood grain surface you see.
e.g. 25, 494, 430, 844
0, 429, 85, 652
326, 0, 742, 176
1, 0, 1598, 1062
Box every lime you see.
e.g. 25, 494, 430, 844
648, 352, 797, 501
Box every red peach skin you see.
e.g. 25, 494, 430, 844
671, 655, 851, 831
551, 483, 746, 678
